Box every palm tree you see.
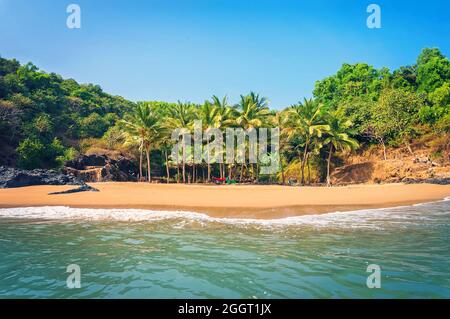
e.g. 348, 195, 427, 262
249, 92, 269, 110
165, 101, 194, 183
235, 93, 269, 129
198, 100, 220, 181
270, 110, 289, 184
324, 112, 359, 187
234, 93, 270, 182
286, 98, 329, 185
121, 102, 161, 182
160, 136, 172, 183
211, 95, 237, 178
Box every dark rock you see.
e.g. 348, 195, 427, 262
402, 177, 450, 185
0, 166, 84, 188
63, 154, 137, 182
48, 184, 100, 195
65, 154, 108, 170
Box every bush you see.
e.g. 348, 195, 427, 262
419, 105, 441, 124
17, 138, 45, 169
17, 137, 71, 169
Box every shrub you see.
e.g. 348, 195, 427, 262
17, 137, 70, 169
17, 138, 45, 169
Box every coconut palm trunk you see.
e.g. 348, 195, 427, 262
164, 150, 170, 184
300, 139, 309, 185
326, 144, 333, 187
256, 163, 260, 183
207, 151, 211, 182
307, 154, 311, 185
182, 144, 186, 183
139, 146, 143, 181
239, 163, 245, 182
146, 147, 151, 183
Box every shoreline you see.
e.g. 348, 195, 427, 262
0, 182, 449, 219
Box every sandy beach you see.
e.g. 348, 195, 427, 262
0, 182, 448, 219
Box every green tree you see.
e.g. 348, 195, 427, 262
391, 65, 417, 91
165, 101, 195, 183
417, 48, 450, 93
212, 95, 236, 179
324, 112, 359, 186
270, 110, 290, 184
371, 89, 425, 155
122, 103, 161, 182
286, 99, 329, 185
314, 63, 390, 109
419, 82, 450, 124
198, 100, 220, 181
234, 93, 270, 181
17, 137, 68, 169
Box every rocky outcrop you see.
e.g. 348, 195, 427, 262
63, 154, 137, 183
0, 166, 84, 188
331, 159, 450, 185
48, 184, 99, 195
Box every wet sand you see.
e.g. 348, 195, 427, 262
0, 182, 449, 219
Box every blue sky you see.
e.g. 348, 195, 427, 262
0, 0, 449, 108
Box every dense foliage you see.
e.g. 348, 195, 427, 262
0, 47, 448, 185
0, 58, 134, 167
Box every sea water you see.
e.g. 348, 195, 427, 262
0, 198, 449, 298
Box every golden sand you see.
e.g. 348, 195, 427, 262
0, 182, 449, 219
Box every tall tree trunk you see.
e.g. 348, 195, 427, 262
193, 164, 196, 183
207, 148, 211, 182
182, 136, 186, 183
139, 146, 143, 182
307, 154, 311, 185
177, 164, 180, 183
326, 145, 333, 187
405, 139, 414, 156
239, 163, 244, 182
222, 163, 226, 180
146, 147, 151, 183
280, 157, 286, 185
165, 150, 170, 184
182, 158, 186, 184
301, 139, 310, 185
380, 137, 387, 160
202, 166, 205, 183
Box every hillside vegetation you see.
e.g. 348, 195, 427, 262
0, 48, 449, 185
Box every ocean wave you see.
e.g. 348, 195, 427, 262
0, 197, 448, 229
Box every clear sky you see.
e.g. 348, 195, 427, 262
0, 0, 449, 108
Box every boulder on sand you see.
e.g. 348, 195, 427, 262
0, 166, 84, 189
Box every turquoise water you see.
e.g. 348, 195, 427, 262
0, 198, 449, 298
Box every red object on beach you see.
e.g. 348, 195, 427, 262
212, 177, 226, 182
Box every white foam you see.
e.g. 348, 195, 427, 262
0, 196, 448, 229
